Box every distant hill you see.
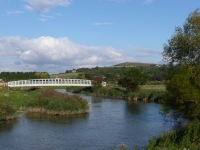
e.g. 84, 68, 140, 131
112, 62, 162, 67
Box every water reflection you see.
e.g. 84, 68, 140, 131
0, 119, 18, 133
26, 113, 89, 125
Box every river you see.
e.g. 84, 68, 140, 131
0, 89, 182, 150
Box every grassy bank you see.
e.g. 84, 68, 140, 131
70, 85, 165, 102
0, 87, 89, 121
0, 87, 35, 121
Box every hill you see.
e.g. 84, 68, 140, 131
113, 62, 162, 67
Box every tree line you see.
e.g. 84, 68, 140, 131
0, 72, 50, 82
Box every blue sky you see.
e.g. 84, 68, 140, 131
0, 0, 199, 74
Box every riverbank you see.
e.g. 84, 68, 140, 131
147, 119, 200, 150
68, 85, 165, 103
0, 87, 89, 122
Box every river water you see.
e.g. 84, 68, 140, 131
0, 89, 182, 150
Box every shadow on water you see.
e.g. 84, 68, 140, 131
0, 119, 18, 133
26, 112, 89, 125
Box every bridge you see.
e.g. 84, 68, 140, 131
7, 78, 92, 88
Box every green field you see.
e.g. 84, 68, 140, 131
50, 72, 80, 79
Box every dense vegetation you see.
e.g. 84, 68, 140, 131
119, 68, 148, 92
26, 89, 89, 114
0, 87, 89, 121
69, 85, 165, 103
147, 9, 200, 149
0, 72, 50, 82
147, 120, 200, 150
162, 9, 200, 120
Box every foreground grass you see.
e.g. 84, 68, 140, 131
0, 87, 36, 121
147, 120, 200, 150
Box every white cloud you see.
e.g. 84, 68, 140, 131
6, 10, 24, 15
39, 14, 54, 21
143, 0, 154, 4
0, 36, 134, 73
24, 0, 71, 13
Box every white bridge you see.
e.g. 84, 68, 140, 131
8, 78, 92, 88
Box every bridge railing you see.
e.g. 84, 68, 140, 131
8, 78, 92, 87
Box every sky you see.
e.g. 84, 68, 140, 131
0, 0, 199, 74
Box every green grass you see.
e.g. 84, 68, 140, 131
0, 87, 37, 121
0, 87, 36, 109
50, 72, 80, 79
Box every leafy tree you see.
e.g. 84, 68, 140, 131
163, 8, 200, 66
119, 68, 148, 92
163, 9, 200, 120
165, 65, 200, 119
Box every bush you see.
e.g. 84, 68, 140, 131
0, 104, 16, 121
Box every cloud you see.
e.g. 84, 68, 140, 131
131, 47, 161, 55
0, 36, 134, 73
143, 0, 154, 4
130, 47, 162, 63
39, 14, 54, 21
24, 0, 71, 13
93, 22, 113, 26
6, 10, 24, 15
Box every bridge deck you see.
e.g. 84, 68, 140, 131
8, 78, 92, 87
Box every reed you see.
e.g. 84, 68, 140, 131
75, 86, 165, 102
26, 89, 89, 114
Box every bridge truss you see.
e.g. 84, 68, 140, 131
8, 78, 92, 88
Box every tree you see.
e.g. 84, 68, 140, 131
119, 68, 148, 92
163, 9, 200, 120
34, 72, 50, 79
163, 8, 200, 66
165, 65, 200, 119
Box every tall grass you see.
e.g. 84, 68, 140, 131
0, 104, 16, 121
26, 89, 89, 114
